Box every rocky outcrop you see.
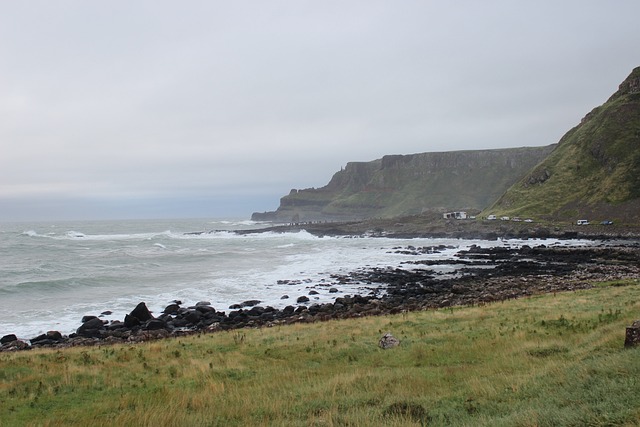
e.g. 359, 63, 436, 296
253, 146, 555, 223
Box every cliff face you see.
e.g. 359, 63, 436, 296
252, 145, 555, 223
488, 66, 640, 224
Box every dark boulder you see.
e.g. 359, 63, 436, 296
195, 301, 211, 306
145, 319, 167, 331
107, 320, 126, 331
185, 310, 202, 324
46, 330, 63, 341
1, 334, 18, 344
163, 303, 180, 315
31, 331, 63, 344
81, 315, 100, 323
124, 314, 141, 328
241, 300, 261, 308
297, 296, 310, 303
329, 288, 339, 293
195, 305, 216, 314
129, 302, 153, 322
76, 317, 106, 338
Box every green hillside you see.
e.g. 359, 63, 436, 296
488, 67, 640, 224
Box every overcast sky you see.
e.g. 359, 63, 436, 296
1, 1, 638, 221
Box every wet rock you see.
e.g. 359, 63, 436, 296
297, 296, 310, 303
76, 317, 106, 338
241, 300, 261, 308
124, 314, 141, 328
329, 288, 339, 293
145, 319, 167, 331
163, 303, 180, 314
1, 334, 18, 344
281, 295, 289, 299
129, 302, 154, 322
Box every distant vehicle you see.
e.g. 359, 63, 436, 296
600, 220, 613, 225
500, 216, 510, 221
577, 219, 590, 225
512, 217, 522, 222
524, 219, 534, 223
487, 215, 497, 220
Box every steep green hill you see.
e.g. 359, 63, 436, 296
488, 67, 640, 224
253, 145, 555, 222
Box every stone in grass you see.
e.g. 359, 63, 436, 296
378, 333, 400, 349
624, 320, 640, 348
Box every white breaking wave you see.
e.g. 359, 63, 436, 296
2, 218, 598, 340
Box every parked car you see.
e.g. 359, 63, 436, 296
600, 220, 613, 225
577, 219, 589, 225
524, 219, 534, 223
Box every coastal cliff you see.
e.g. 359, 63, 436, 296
253, 145, 555, 222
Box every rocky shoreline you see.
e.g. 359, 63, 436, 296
2, 235, 639, 352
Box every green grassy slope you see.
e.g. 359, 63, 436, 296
2, 281, 639, 426
488, 67, 640, 224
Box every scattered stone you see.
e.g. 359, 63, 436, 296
308, 290, 319, 295
329, 288, 339, 293
379, 333, 400, 349
297, 296, 310, 303
625, 320, 640, 348
281, 295, 289, 299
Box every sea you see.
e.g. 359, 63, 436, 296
0, 218, 594, 340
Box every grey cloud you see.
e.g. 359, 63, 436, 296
1, 1, 639, 220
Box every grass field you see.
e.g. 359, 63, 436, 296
2, 280, 640, 426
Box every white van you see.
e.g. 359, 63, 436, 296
577, 219, 589, 225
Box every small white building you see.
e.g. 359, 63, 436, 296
443, 211, 468, 220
